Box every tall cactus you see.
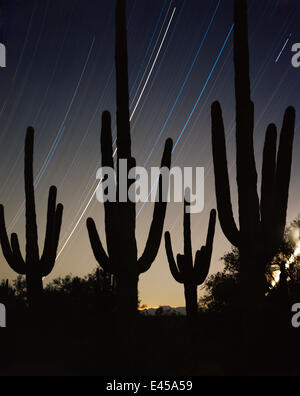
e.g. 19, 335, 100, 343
165, 196, 216, 318
211, 0, 295, 304
0, 127, 63, 309
86, 0, 173, 319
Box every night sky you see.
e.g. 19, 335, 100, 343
0, 0, 300, 308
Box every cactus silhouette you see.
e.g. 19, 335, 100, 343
86, 0, 173, 319
211, 0, 295, 304
165, 195, 216, 318
0, 127, 63, 309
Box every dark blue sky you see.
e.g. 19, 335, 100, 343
0, 0, 299, 307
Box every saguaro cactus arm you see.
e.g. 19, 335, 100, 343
0, 208, 26, 274
274, 107, 295, 233
194, 209, 216, 285
53, 204, 63, 250
40, 186, 63, 277
10, 233, 25, 267
183, 197, 193, 267
138, 138, 173, 274
211, 101, 240, 247
164, 232, 183, 284
87, 218, 113, 274
194, 247, 207, 285
204, 209, 217, 256
260, 124, 277, 224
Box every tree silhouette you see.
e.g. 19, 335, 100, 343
86, 0, 173, 320
0, 279, 14, 305
96, 267, 115, 293
199, 248, 240, 312
0, 127, 63, 310
165, 194, 216, 318
211, 0, 295, 306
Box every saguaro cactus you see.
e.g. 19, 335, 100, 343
87, 0, 172, 319
211, 0, 295, 304
0, 127, 63, 309
165, 197, 216, 318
